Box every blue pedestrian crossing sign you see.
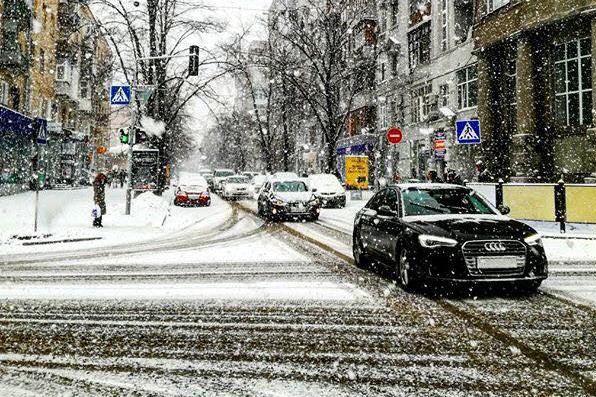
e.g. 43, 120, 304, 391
456, 119, 481, 145
110, 85, 131, 105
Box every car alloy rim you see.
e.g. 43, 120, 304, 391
400, 250, 409, 286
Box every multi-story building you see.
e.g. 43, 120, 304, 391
0, 0, 35, 195
474, 0, 596, 183
336, 0, 379, 184
376, 0, 477, 181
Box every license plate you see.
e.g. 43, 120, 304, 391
476, 256, 519, 269
291, 205, 305, 213
188, 195, 200, 200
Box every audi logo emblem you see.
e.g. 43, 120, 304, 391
484, 242, 507, 252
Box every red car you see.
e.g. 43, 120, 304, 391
174, 176, 211, 207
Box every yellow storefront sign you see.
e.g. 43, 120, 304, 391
345, 156, 369, 190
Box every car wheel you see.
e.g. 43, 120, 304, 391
353, 233, 371, 269
398, 248, 419, 291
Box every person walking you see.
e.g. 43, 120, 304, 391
446, 169, 463, 185
427, 169, 443, 183
93, 172, 107, 227
476, 160, 493, 182
118, 169, 126, 188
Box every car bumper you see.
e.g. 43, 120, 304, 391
271, 205, 320, 219
175, 196, 210, 206
414, 244, 548, 282
224, 191, 250, 197
427, 275, 547, 283
317, 195, 346, 207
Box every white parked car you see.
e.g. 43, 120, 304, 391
213, 169, 235, 192
307, 173, 347, 208
221, 175, 251, 200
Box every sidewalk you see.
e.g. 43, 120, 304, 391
0, 187, 221, 254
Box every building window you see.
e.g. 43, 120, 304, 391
39, 49, 45, 72
56, 60, 71, 82
457, 64, 478, 110
0, 81, 9, 105
391, 53, 398, 76
390, 1, 399, 26
486, 0, 510, 14
439, 84, 449, 107
554, 37, 592, 127
80, 79, 89, 99
454, 0, 473, 44
440, 0, 448, 52
408, 22, 431, 69
379, 102, 389, 129
411, 83, 432, 123
380, 60, 387, 82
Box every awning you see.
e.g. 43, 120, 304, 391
0, 105, 35, 139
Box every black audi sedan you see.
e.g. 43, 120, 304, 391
353, 184, 548, 292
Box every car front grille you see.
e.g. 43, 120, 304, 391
461, 240, 527, 277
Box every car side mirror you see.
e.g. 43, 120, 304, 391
378, 205, 398, 217
498, 205, 511, 215
312, 188, 317, 193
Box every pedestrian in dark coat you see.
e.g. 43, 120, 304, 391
427, 169, 443, 183
476, 161, 493, 183
93, 173, 107, 227
446, 169, 464, 185
119, 170, 126, 188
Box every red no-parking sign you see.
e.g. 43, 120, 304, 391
387, 128, 402, 144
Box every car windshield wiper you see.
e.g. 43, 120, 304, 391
408, 202, 447, 214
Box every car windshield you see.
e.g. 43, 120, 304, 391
310, 175, 342, 189
402, 188, 496, 216
227, 177, 249, 184
272, 181, 308, 192
214, 170, 234, 177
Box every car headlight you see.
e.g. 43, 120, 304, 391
271, 196, 286, 206
418, 234, 458, 248
524, 233, 543, 247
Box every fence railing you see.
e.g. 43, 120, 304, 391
467, 181, 596, 232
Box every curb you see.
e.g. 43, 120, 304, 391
21, 237, 103, 246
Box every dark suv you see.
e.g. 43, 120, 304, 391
352, 184, 548, 291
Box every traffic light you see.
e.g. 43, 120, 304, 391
189, 45, 199, 76
119, 129, 129, 144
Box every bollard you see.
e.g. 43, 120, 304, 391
554, 179, 566, 234
496, 179, 504, 209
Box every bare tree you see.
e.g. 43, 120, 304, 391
267, 0, 378, 174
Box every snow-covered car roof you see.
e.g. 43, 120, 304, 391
178, 174, 208, 187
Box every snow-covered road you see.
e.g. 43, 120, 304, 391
0, 193, 594, 395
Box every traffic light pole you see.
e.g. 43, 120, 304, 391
124, 47, 198, 215
125, 127, 136, 215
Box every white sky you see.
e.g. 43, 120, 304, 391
189, 0, 272, 141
